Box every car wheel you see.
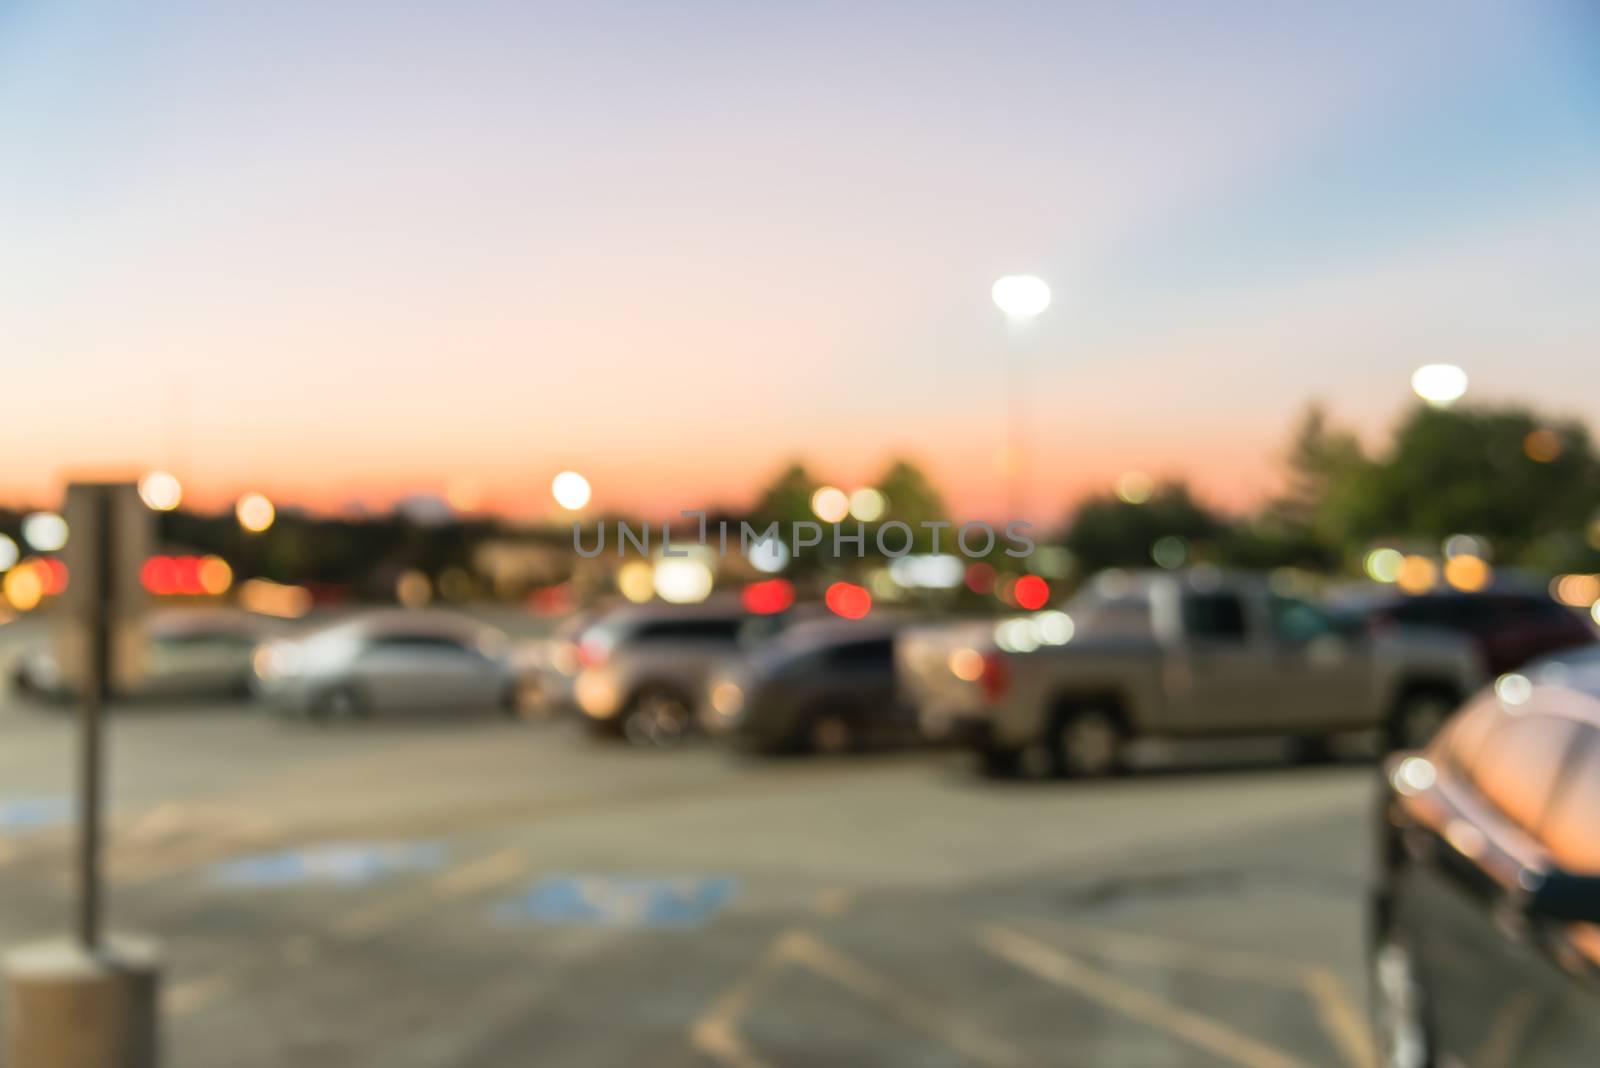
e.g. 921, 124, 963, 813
622, 688, 692, 748
806, 708, 857, 756
1389, 691, 1455, 751
1372, 936, 1434, 1068
310, 686, 364, 724
1053, 708, 1122, 778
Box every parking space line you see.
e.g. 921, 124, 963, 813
978, 924, 1319, 1068
1021, 919, 1374, 1068
167, 846, 531, 1018
691, 928, 1023, 1068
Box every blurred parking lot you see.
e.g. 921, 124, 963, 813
0, 651, 1377, 1067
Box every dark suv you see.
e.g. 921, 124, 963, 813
1348, 589, 1594, 677
1370, 646, 1600, 1067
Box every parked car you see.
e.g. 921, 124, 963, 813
1336, 588, 1595, 677
1370, 648, 1600, 1068
700, 619, 912, 754
571, 602, 792, 746
899, 569, 1484, 777
13, 608, 277, 702
253, 610, 521, 720
512, 606, 613, 719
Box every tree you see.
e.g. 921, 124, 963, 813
1341, 404, 1600, 566
874, 458, 947, 530
1064, 481, 1227, 572
748, 462, 819, 529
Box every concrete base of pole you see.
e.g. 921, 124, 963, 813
3, 936, 160, 1068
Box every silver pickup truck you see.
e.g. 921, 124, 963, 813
899, 569, 1484, 776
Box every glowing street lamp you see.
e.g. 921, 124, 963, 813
551, 471, 591, 511
991, 274, 1051, 519
991, 275, 1052, 320
1411, 364, 1468, 408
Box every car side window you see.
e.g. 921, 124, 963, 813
1470, 712, 1580, 835
1268, 596, 1335, 643
634, 619, 744, 643
824, 640, 893, 670
366, 634, 472, 656
1540, 727, 1600, 874
1182, 592, 1248, 642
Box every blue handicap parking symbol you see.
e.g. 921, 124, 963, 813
494, 874, 736, 929
0, 796, 73, 834
208, 841, 446, 887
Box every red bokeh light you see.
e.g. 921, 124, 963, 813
39, 558, 69, 595
824, 581, 872, 620
1014, 574, 1050, 611
741, 578, 795, 615
964, 561, 995, 594
141, 556, 180, 596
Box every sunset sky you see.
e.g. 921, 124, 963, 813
3, 2, 1598, 524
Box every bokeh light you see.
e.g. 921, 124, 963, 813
1115, 471, 1153, 505
848, 487, 887, 522
0, 534, 17, 572
824, 581, 871, 619
551, 471, 592, 511
653, 557, 714, 604
1410, 364, 1468, 407
948, 647, 984, 682
138, 470, 183, 511
741, 578, 794, 615
810, 486, 850, 523
236, 493, 276, 533
3, 562, 44, 611
1364, 548, 1404, 583
1523, 429, 1562, 463
991, 275, 1051, 319
1151, 535, 1188, 570
1443, 555, 1490, 592
1395, 555, 1438, 594
198, 555, 234, 595
747, 537, 790, 574
616, 560, 656, 604
1013, 574, 1050, 610
21, 512, 68, 552
395, 569, 432, 607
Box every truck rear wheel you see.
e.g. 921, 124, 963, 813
1052, 708, 1123, 778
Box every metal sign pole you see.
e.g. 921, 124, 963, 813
77, 485, 113, 952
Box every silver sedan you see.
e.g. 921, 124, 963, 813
253, 611, 522, 720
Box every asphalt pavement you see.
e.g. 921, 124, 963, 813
0, 687, 1380, 1068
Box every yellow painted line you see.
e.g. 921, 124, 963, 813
809, 887, 856, 918
978, 924, 1320, 1068
163, 969, 243, 1017
688, 936, 788, 1068
1027, 918, 1375, 1068
690, 927, 1023, 1068
778, 930, 1024, 1068
1300, 966, 1377, 1068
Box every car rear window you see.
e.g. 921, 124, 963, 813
1541, 726, 1600, 874
1471, 712, 1581, 834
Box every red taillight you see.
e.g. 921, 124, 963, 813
577, 639, 609, 669
979, 650, 1009, 702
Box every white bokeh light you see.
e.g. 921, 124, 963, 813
21, 512, 68, 552
138, 470, 183, 511
551, 471, 592, 511
991, 275, 1051, 319
1411, 364, 1468, 407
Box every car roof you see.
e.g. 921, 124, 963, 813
308, 609, 500, 642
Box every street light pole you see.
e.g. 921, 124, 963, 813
991, 275, 1052, 521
